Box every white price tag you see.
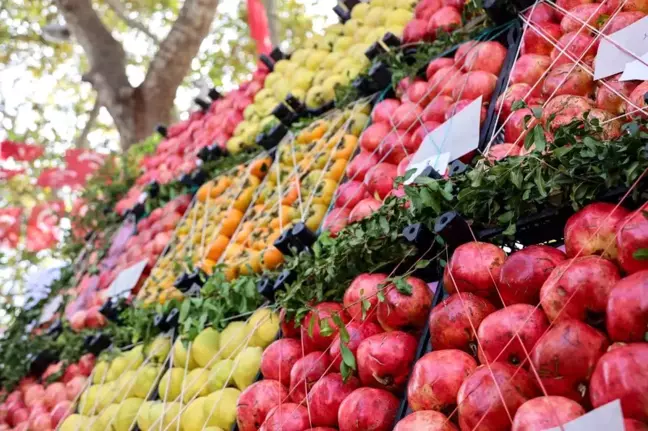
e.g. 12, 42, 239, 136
545, 400, 624, 431
39, 295, 63, 324
405, 97, 481, 184
107, 259, 148, 299
594, 16, 648, 80
620, 52, 648, 81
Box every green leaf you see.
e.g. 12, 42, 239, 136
308, 313, 316, 338
502, 223, 517, 236
511, 100, 527, 111
319, 318, 333, 337
361, 299, 371, 320
394, 277, 412, 295
497, 211, 514, 224
331, 313, 349, 343
533, 125, 546, 152
339, 342, 357, 370
379, 217, 390, 235
415, 259, 430, 269
633, 248, 648, 260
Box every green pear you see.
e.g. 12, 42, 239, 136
146, 335, 171, 364
305, 50, 329, 71
114, 398, 143, 431
203, 388, 241, 429
173, 337, 198, 369
78, 385, 100, 416
158, 367, 184, 402
181, 397, 208, 431
247, 308, 279, 348
92, 360, 109, 384
219, 321, 250, 359
134, 365, 160, 399
232, 347, 262, 390
313, 70, 330, 87
243, 105, 258, 121
182, 367, 210, 402
207, 359, 234, 392
290, 49, 310, 65
191, 327, 221, 368
60, 415, 88, 431
137, 401, 154, 431
386, 9, 413, 26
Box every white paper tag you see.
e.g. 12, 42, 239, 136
38, 295, 63, 324
404, 153, 451, 185
620, 52, 648, 81
107, 259, 148, 299
545, 400, 624, 431
594, 16, 648, 80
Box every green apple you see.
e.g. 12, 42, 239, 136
272, 80, 291, 100
322, 51, 345, 70
226, 137, 244, 155
343, 19, 361, 35
322, 75, 349, 94
354, 26, 371, 42
253, 88, 274, 104
264, 72, 281, 89
313, 70, 329, 86
327, 23, 345, 35
243, 105, 257, 121
273, 59, 292, 74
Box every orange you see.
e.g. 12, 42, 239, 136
206, 234, 230, 261
261, 246, 285, 270
210, 177, 232, 198
234, 188, 255, 212
325, 158, 347, 182
250, 157, 273, 179
239, 251, 262, 275
196, 182, 213, 203
200, 259, 216, 275
221, 208, 244, 237
224, 265, 238, 281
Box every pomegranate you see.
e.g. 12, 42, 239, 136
69, 311, 86, 332
446, 100, 487, 124
532, 318, 608, 402
372, 99, 401, 125
551, 31, 598, 66
330, 321, 383, 371
391, 102, 423, 130
415, 0, 443, 20
43, 383, 67, 410
427, 6, 462, 34
397, 156, 414, 177
260, 403, 309, 431
9, 408, 28, 427
477, 304, 549, 367
349, 198, 382, 223
512, 396, 586, 431
541, 256, 620, 323
443, 241, 506, 299
30, 413, 52, 430
454, 41, 479, 67
426, 57, 455, 80
379, 130, 415, 164
376, 276, 433, 331
595, 74, 640, 115
556, 0, 595, 15
77, 353, 95, 376
505, 107, 537, 145
429, 66, 464, 97
365, 163, 398, 200
23, 385, 45, 409
337, 387, 399, 431
521, 23, 562, 56
560, 4, 606, 33
407, 349, 477, 412
302, 302, 349, 352
307, 373, 360, 427
347, 151, 379, 182
462, 41, 507, 75
334, 181, 370, 211
407, 79, 433, 107
64, 376, 86, 401
542, 63, 594, 98
606, 271, 648, 342
564, 202, 631, 260
343, 273, 388, 322
625, 419, 648, 431
411, 121, 440, 149
422, 95, 454, 122
457, 363, 540, 431
280, 309, 301, 339
451, 70, 498, 101
496, 83, 534, 119
50, 401, 71, 427
616, 203, 648, 273
359, 123, 391, 153
590, 343, 648, 422
260, 338, 303, 386
486, 143, 521, 162
428, 293, 496, 352
626, 81, 648, 119
524, 2, 559, 23
322, 207, 350, 237
403, 19, 429, 43
289, 351, 331, 403
237, 380, 288, 431
603, 11, 646, 35
357, 331, 418, 392
498, 245, 567, 305
543, 95, 593, 123
394, 411, 458, 431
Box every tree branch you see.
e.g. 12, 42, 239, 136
75, 98, 101, 149
264, 0, 280, 47
103, 0, 160, 44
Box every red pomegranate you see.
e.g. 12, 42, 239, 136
356, 331, 418, 392
505, 107, 537, 145
330, 321, 383, 371
403, 19, 429, 43
260, 403, 309, 431
531, 319, 609, 402
359, 123, 390, 153
542, 95, 593, 124
462, 41, 508, 75
625, 419, 648, 431
376, 276, 433, 331
334, 181, 370, 211
343, 273, 388, 322
307, 373, 360, 427
411, 121, 441, 149
496, 83, 534, 120
427, 6, 462, 34
540, 256, 621, 323
372, 99, 401, 125
394, 411, 458, 431
477, 304, 549, 367
260, 338, 303, 386
596, 74, 640, 115
606, 271, 648, 342
521, 23, 562, 56
422, 95, 455, 123
454, 41, 479, 67
451, 71, 498, 102
603, 11, 647, 35
497, 245, 567, 305
407, 80, 434, 107
347, 151, 379, 182
407, 349, 477, 412
510, 55, 551, 96
43, 383, 67, 410
428, 293, 497, 352
542, 63, 595, 98
486, 143, 521, 162
457, 363, 540, 431
322, 207, 350, 237
426, 57, 455, 80
365, 163, 398, 200
391, 102, 423, 130
280, 309, 301, 339
626, 80, 648, 119
551, 31, 599, 66
560, 3, 606, 33
443, 241, 506, 299
512, 396, 586, 431
349, 198, 382, 224
590, 343, 648, 422
302, 302, 349, 352
616, 203, 648, 274
337, 387, 399, 431
379, 131, 415, 165
524, 2, 559, 24
289, 351, 331, 403
429, 66, 464, 97
50, 401, 72, 427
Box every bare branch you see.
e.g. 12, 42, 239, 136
75, 98, 101, 149
103, 0, 160, 44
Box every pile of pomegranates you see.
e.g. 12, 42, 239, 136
242, 273, 435, 431
396, 200, 648, 430
489, 0, 647, 161
0, 354, 93, 431
322, 40, 509, 236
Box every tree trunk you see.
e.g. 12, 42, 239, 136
54, 0, 221, 151
264, 0, 280, 47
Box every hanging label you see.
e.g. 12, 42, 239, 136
107, 259, 148, 299
593, 16, 648, 80
620, 52, 648, 81
545, 400, 624, 431
39, 295, 63, 324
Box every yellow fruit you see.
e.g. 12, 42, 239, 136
124, 345, 145, 368
290, 49, 310, 65
173, 337, 198, 369
327, 23, 345, 35
264, 72, 281, 89
207, 359, 234, 392
322, 75, 349, 94
78, 385, 99, 415
272, 79, 291, 100
293, 68, 315, 91
343, 18, 361, 35
347, 112, 370, 136
95, 403, 119, 429
60, 414, 87, 431
247, 308, 280, 348
162, 401, 182, 430
219, 321, 250, 359
273, 59, 292, 74
182, 368, 210, 402
386, 8, 413, 26
106, 356, 128, 382
134, 365, 160, 399
96, 382, 116, 411
354, 26, 371, 42
137, 401, 154, 431
115, 370, 138, 400
191, 327, 221, 368
305, 50, 329, 71
351, 2, 370, 20
204, 428, 225, 431
226, 136, 244, 155
203, 388, 241, 429
158, 368, 184, 402
253, 88, 274, 103
386, 24, 405, 38
333, 36, 354, 52
114, 398, 144, 431
88, 416, 103, 431
305, 85, 329, 110
93, 361, 109, 384
181, 397, 208, 431
146, 335, 172, 364
365, 6, 387, 26
313, 70, 329, 87
233, 347, 263, 390
365, 27, 388, 44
